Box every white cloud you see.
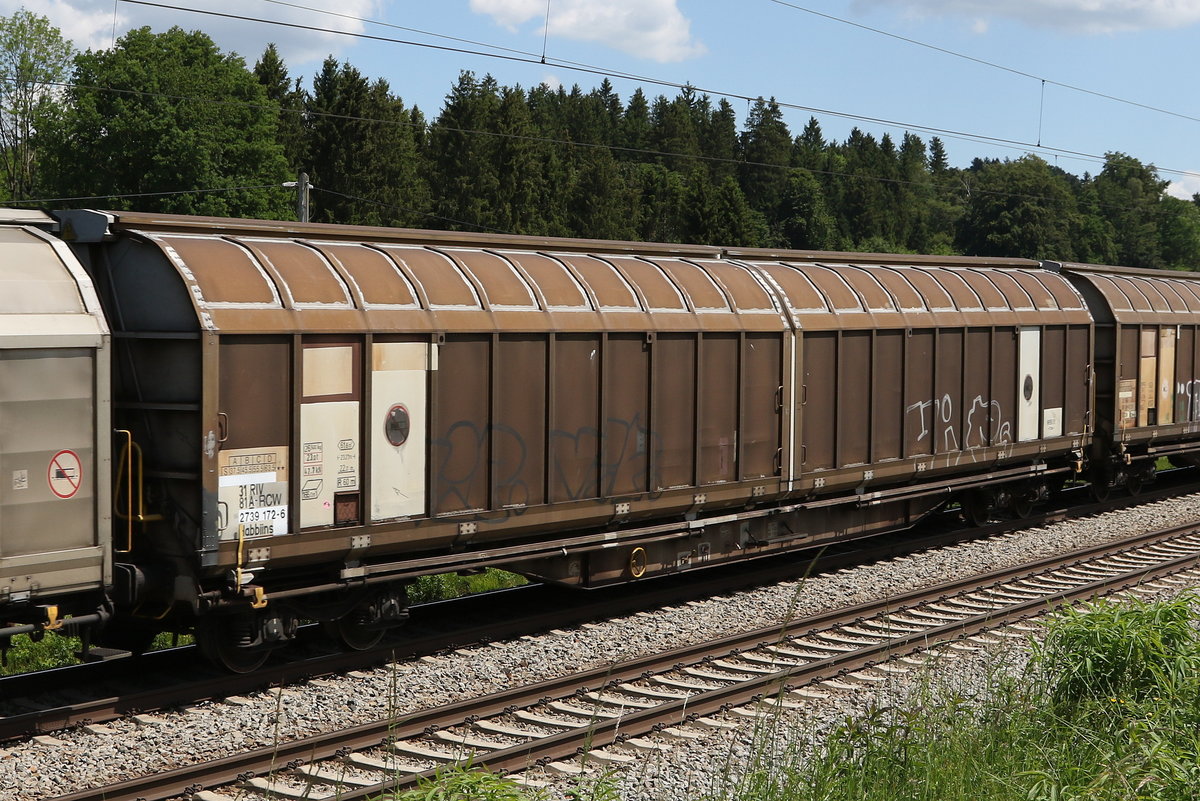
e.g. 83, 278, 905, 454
541, 73, 562, 90
470, 0, 544, 32
1167, 173, 1200, 200
0, 0, 118, 51
853, 0, 1200, 34
470, 0, 706, 62
0, 0, 381, 68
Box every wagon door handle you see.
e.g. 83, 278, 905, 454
773, 447, 783, 474
217, 412, 229, 443
774, 385, 784, 412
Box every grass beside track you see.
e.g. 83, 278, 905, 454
709, 593, 1200, 801
2, 569, 526, 676
377, 594, 1200, 801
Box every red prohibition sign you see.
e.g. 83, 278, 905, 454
48, 449, 82, 499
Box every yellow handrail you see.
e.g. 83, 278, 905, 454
113, 430, 164, 553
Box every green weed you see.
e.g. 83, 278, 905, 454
407, 569, 528, 604
1, 629, 190, 676
383, 762, 546, 801
378, 758, 620, 801
1, 631, 80, 675
1036, 592, 1200, 711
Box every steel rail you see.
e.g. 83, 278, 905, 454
45, 519, 1200, 801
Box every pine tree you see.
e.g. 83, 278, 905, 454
794, 117, 825, 172
567, 148, 632, 240
701, 97, 738, 182
253, 44, 307, 175
620, 88, 652, 160
779, 168, 837, 250
629, 162, 685, 242
738, 97, 791, 221
355, 79, 429, 227
592, 78, 623, 146
492, 84, 548, 235
425, 71, 503, 231
305, 57, 372, 223
650, 92, 700, 173
928, 136, 949, 175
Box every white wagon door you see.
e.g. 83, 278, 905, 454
370, 342, 432, 520
1017, 327, 1041, 442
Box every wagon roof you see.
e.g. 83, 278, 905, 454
1047, 261, 1200, 324
56, 210, 1093, 333
0, 223, 106, 347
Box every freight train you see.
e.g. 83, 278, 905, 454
1, 208, 1196, 671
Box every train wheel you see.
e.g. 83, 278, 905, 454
1009, 485, 1036, 519
196, 616, 269, 673
1009, 497, 1034, 519
324, 587, 407, 651
324, 615, 386, 651
1126, 472, 1144, 496
962, 490, 991, 527
1088, 462, 1115, 502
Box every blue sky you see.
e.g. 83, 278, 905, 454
7, 0, 1200, 197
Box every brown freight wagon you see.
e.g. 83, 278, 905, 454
53, 210, 1097, 670
1050, 262, 1200, 493
729, 250, 1094, 525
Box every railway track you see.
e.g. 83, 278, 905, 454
44, 516, 1200, 801
0, 479, 1179, 744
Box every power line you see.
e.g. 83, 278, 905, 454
256, 0, 543, 62
115, 0, 1200, 181
4, 184, 282, 204
311, 187, 514, 234
764, 0, 1200, 126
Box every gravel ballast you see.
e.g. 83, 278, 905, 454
4, 493, 1200, 801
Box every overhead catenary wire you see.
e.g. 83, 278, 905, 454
3, 182, 518, 233
256, 0, 544, 61
764, 0, 1200, 127
311, 187, 514, 234
255, 0, 1200, 130
3, 184, 284, 204
113, 0, 1200, 182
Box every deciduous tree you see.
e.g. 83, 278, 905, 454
40, 27, 289, 217
956, 155, 1079, 260
1093, 152, 1169, 268
0, 9, 72, 200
